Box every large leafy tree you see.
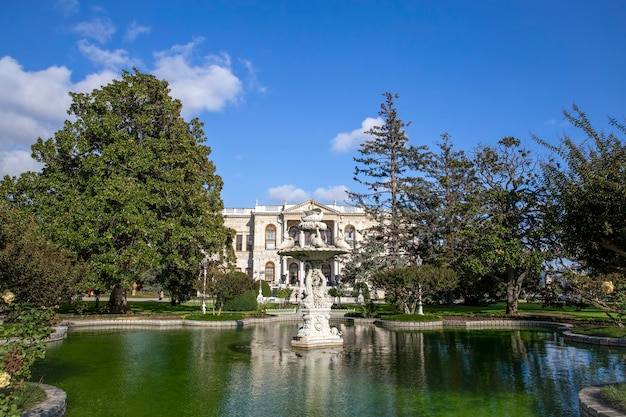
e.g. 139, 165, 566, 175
3, 69, 233, 311
536, 105, 626, 274
347, 92, 429, 275
462, 137, 546, 314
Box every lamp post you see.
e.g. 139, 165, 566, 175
201, 257, 209, 315
416, 255, 424, 315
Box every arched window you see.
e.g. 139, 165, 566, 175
289, 226, 300, 247
265, 262, 275, 282
265, 225, 276, 249
289, 262, 299, 285
344, 225, 356, 248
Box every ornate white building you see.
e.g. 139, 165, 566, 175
222, 199, 375, 289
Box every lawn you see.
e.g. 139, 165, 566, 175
56, 298, 617, 325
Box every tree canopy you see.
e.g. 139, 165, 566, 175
461, 137, 546, 314
536, 105, 626, 274
2, 69, 233, 311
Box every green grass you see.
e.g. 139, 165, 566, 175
54, 299, 626, 336
56, 299, 208, 317
0, 383, 48, 413
20, 384, 47, 411
572, 326, 626, 338
600, 384, 626, 413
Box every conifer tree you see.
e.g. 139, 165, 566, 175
536, 105, 626, 274
347, 92, 429, 276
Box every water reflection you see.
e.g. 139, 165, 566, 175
33, 323, 626, 417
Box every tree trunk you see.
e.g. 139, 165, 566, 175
505, 267, 525, 315
104, 286, 132, 314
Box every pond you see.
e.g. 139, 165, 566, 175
32, 322, 625, 417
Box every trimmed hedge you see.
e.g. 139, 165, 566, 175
223, 290, 258, 311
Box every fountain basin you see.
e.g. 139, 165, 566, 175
278, 246, 347, 261
31, 323, 626, 417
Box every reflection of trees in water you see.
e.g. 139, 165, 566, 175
340, 327, 626, 416
35, 324, 626, 417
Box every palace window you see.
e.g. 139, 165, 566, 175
265, 225, 276, 249
236, 234, 243, 251
289, 262, 299, 285
265, 262, 276, 282
289, 226, 300, 247
344, 225, 356, 248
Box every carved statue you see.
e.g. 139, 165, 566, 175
276, 235, 295, 250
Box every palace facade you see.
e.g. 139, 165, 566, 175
222, 199, 375, 289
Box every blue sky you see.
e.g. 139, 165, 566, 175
1, 1, 624, 208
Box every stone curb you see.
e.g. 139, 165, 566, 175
579, 385, 626, 417
21, 384, 66, 417
376, 319, 574, 331
564, 331, 626, 348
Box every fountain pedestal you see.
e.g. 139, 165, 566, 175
291, 307, 343, 348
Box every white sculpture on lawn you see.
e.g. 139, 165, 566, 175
278, 205, 349, 348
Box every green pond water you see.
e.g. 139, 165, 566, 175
32, 322, 625, 417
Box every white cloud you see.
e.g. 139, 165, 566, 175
71, 70, 119, 94
313, 185, 350, 204
153, 41, 243, 116
73, 17, 116, 44
0, 150, 44, 178
331, 117, 382, 153
267, 185, 310, 203
0, 57, 73, 149
240, 59, 268, 94
0, 37, 250, 177
0, 56, 118, 177
54, 0, 79, 15
126, 21, 151, 41
77, 40, 140, 70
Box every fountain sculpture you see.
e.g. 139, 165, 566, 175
277, 206, 348, 348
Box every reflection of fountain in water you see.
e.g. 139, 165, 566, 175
278, 206, 348, 348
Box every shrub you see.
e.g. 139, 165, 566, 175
260, 280, 272, 297
0, 291, 53, 417
223, 290, 258, 311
